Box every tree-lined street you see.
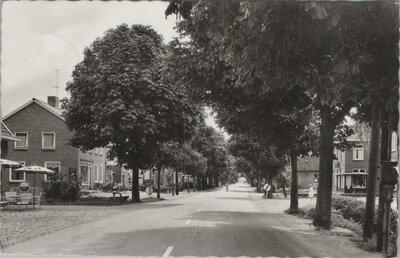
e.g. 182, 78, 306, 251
1, 1, 399, 256
2, 180, 379, 257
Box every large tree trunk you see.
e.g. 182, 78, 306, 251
377, 111, 391, 251
175, 169, 179, 195
157, 166, 161, 199
131, 167, 141, 203
256, 171, 261, 192
313, 108, 335, 229
267, 176, 273, 199
289, 148, 299, 213
197, 176, 201, 191
363, 103, 381, 241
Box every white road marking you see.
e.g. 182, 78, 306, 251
185, 220, 191, 225
162, 246, 173, 258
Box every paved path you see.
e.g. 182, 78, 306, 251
2, 183, 381, 257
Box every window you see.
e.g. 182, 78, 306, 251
9, 161, 25, 182
44, 162, 61, 181
313, 174, 318, 183
392, 134, 397, 152
99, 166, 103, 183
353, 169, 367, 173
353, 145, 364, 161
94, 165, 98, 183
80, 162, 90, 185
352, 175, 366, 188
99, 148, 103, 156
15, 132, 28, 149
42, 132, 56, 149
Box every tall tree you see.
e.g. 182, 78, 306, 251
64, 24, 200, 202
168, 1, 397, 228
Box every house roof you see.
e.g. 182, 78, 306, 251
1, 122, 20, 142
297, 157, 319, 172
3, 98, 65, 121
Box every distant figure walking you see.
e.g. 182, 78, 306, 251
263, 183, 271, 199
308, 184, 314, 202
226, 183, 229, 191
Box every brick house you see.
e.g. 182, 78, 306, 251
0, 121, 21, 193
2, 96, 107, 191
333, 125, 371, 194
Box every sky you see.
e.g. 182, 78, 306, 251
1, 1, 227, 137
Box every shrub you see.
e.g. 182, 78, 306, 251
331, 194, 366, 224
297, 194, 398, 256
298, 204, 315, 219
43, 170, 80, 202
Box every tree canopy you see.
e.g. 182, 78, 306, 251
64, 24, 202, 202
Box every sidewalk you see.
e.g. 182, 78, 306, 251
242, 184, 383, 257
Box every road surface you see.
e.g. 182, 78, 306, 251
2, 183, 379, 257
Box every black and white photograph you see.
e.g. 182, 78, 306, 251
0, 1, 399, 257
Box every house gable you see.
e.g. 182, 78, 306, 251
3, 98, 64, 122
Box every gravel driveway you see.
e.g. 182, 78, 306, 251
0, 204, 137, 249
0, 190, 193, 250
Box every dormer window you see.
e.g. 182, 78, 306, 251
42, 132, 56, 150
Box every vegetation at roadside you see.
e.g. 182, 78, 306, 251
43, 170, 80, 202
287, 194, 398, 255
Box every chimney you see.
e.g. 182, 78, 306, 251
47, 96, 60, 109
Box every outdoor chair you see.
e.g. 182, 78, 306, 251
4, 192, 17, 204
0, 197, 9, 210
16, 193, 33, 210
3, 192, 17, 210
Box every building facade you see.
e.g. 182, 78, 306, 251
296, 157, 319, 189
0, 122, 21, 194
2, 97, 107, 191
333, 125, 371, 194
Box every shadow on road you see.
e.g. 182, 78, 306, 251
125, 202, 183, 210
99, 213, 319, 257
225, 189, 255, 193
215, 197, 253, 201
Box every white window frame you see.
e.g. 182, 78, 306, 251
9, 161, 26, 182
94, 165, 98, 183
14, 132, 28, 149
391, 133, 397, 152
44, 161, 61, 182
42, 132, 56, 150
352, 168, 367, 174
353, 145, 364, 161
99, 165, 103, 183
80, 162, 91, 186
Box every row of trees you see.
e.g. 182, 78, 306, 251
165, 0, 399, 247
63, 24, 234, 202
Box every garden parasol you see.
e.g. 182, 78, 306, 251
0, 159, 23, 168
14, 165, 55, 208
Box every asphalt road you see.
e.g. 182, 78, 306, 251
2, 182, 376, 257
